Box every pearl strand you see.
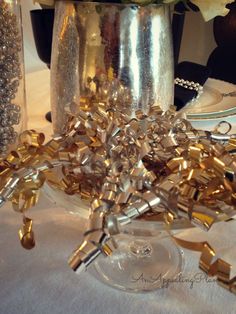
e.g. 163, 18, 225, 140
174, 77, 203, 98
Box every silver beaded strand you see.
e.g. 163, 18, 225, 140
0, 0, 21, 156
174, 77, 203, 99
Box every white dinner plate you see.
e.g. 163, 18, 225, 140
183, 78, 236, 120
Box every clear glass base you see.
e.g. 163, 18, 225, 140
90, 222, 184, 292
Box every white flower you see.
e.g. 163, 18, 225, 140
191, 0, 234, 21
34, 0, 54, 6
164, 0, 234, 21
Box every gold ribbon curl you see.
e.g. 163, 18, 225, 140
18, 216, 35, 250
173, 236, 236, 294
0, 106, 236, 295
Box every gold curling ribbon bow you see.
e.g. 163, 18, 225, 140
1, 106, 236, 295
4, 130, 48, 250
10, 130, 47, 213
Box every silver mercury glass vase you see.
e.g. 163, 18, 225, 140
51, 1, 174, 134
47, 2, 183, 293
0, 0, 26, 158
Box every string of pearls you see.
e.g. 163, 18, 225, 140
174, 77, 203, 99
0, 1, 21, 156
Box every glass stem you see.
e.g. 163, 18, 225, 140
129, 240, 153, 258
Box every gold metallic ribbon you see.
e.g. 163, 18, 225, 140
18, 217, 35, 250
1, 105, 236, 295
173, 236, 236, 294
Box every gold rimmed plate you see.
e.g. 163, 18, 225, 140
183, 78, 236, 120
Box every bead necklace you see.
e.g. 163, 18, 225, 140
174, 77, 203, 99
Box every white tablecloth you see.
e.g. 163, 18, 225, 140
1, 70, 236, 314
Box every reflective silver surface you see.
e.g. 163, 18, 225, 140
0, 0, 26, 156
51, 2, 174, 134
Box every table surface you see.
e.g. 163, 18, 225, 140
1, 70, 236, 314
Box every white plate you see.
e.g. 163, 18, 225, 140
183, 78, 236, 120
